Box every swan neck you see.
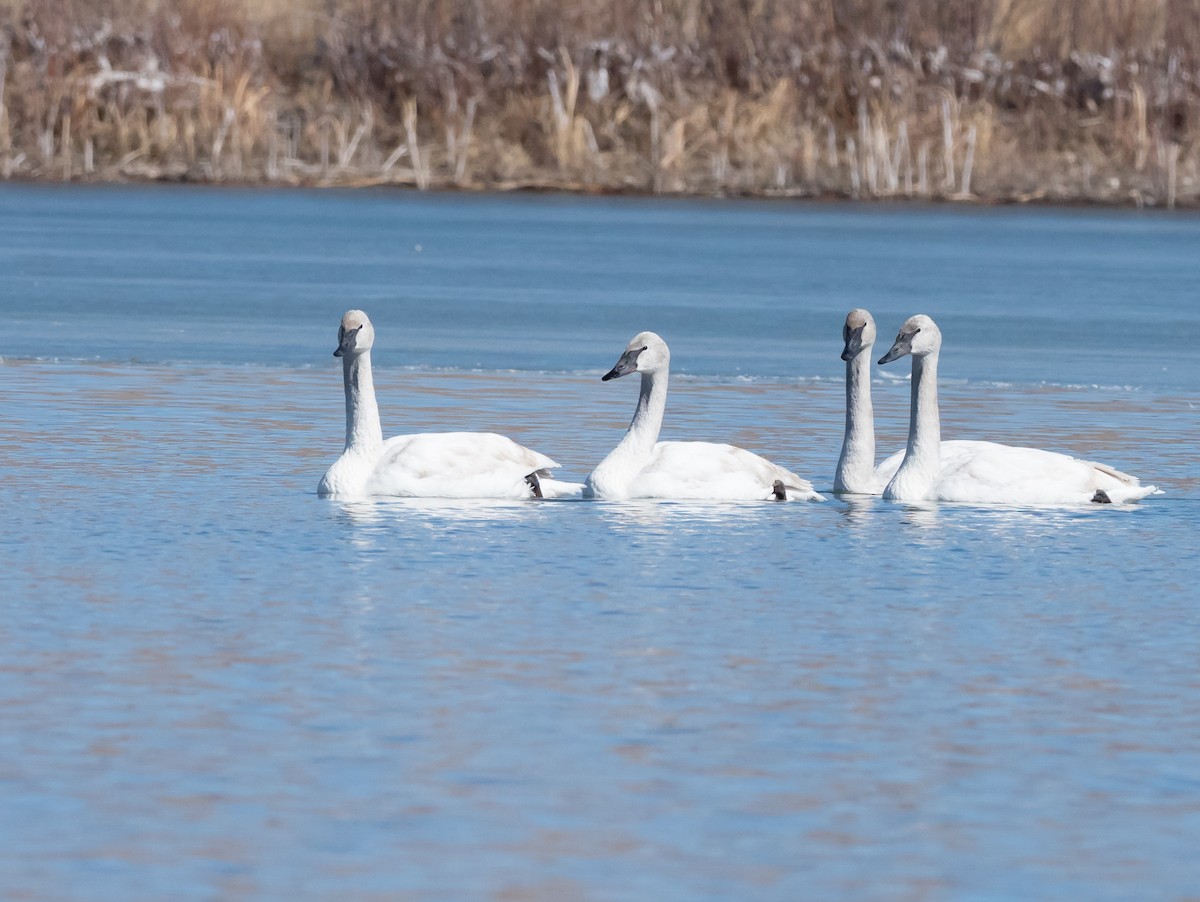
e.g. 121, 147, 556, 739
343, 350, 383, 451
835, 352, 875, 491
907, 351, 940, 462
621, 369, 667, 456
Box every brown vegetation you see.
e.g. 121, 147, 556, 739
1, 0, 1198, 205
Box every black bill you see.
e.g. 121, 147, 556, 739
878, 328, 919, 365
841, 324, 865, 362
333, 325, 362, 358
602, 346, 644, 381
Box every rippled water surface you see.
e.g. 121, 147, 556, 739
1, 185, 1198, 899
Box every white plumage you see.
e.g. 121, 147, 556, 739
875, 314, 1159, 505
834, 308, 892, 494
318, 310, 582, 500
835, 308, 956, 494
584, 331, 823, 502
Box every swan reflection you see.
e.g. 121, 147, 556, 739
835, 494, 884, 525
334, 496, 536, 528
596, 498, 788, 532
888, 498, 1111, 541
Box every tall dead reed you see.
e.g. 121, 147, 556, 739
0, 0, 1196, 205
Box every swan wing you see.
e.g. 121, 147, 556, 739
367, 432, 561, 499
932, 440, 1156, 504
874, 440, 981, 493
627, 441, 824, 501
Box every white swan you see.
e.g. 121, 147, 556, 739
834, 308, 893, 494
583, 332, 824, 502
318, 310, 582, 500
876, 314, 1159, 504
833, 308, 973, 494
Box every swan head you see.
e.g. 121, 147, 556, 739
334, 309, 375, 358
879, 314, 941, 364
602, 331, 670, 381
841, 308, 876, 362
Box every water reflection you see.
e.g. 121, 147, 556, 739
898, 501, 942, 530
332, 496, 535, 528
835, 493, 883, 527
594, 498, 801, 533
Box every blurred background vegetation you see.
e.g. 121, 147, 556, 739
0, 0, 1196, 204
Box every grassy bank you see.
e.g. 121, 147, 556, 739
1, 0, 1198, 206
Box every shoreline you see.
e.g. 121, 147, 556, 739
5, 171, 1197, 213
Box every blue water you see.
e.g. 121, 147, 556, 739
1, 185, 1198, 899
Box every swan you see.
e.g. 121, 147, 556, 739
876, 314, 1159, 504
834, 308, 894, 494
583, 332, 824, 502
833, 308, 974, 494
318, 310, 583, 500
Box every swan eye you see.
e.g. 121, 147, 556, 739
640, 346, 647, 351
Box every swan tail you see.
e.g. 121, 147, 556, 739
1086, 460, 1161, 503
1099, 482, 1161, 503
778, 482, 826, 502
776, 472, 826, 502
538, 478, 588, 500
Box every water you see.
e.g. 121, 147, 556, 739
1, 185, 1198, 899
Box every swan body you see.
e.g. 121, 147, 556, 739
320, 431, 573, 500
876, 314, 1159, 505
318, 310, 582, 500
584, 332, 823, 502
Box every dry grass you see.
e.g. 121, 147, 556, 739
0, 0, 1197, 205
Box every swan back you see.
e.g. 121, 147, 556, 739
931, 441, 1158, 504
367, 432, 560, 499
630, 442, 823, 501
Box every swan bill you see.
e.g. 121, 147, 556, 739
878, 327, 920, 365
334, 324, 364, 358
841, 324, 866, 362
602, 347, 645, 381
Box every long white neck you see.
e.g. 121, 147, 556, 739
907, 352, 941, 459
587, 368, 668, 497
342, 350, 383, 452
834, 351, 875, 493
616, 368, 668, 460
885, 350, 941, 499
